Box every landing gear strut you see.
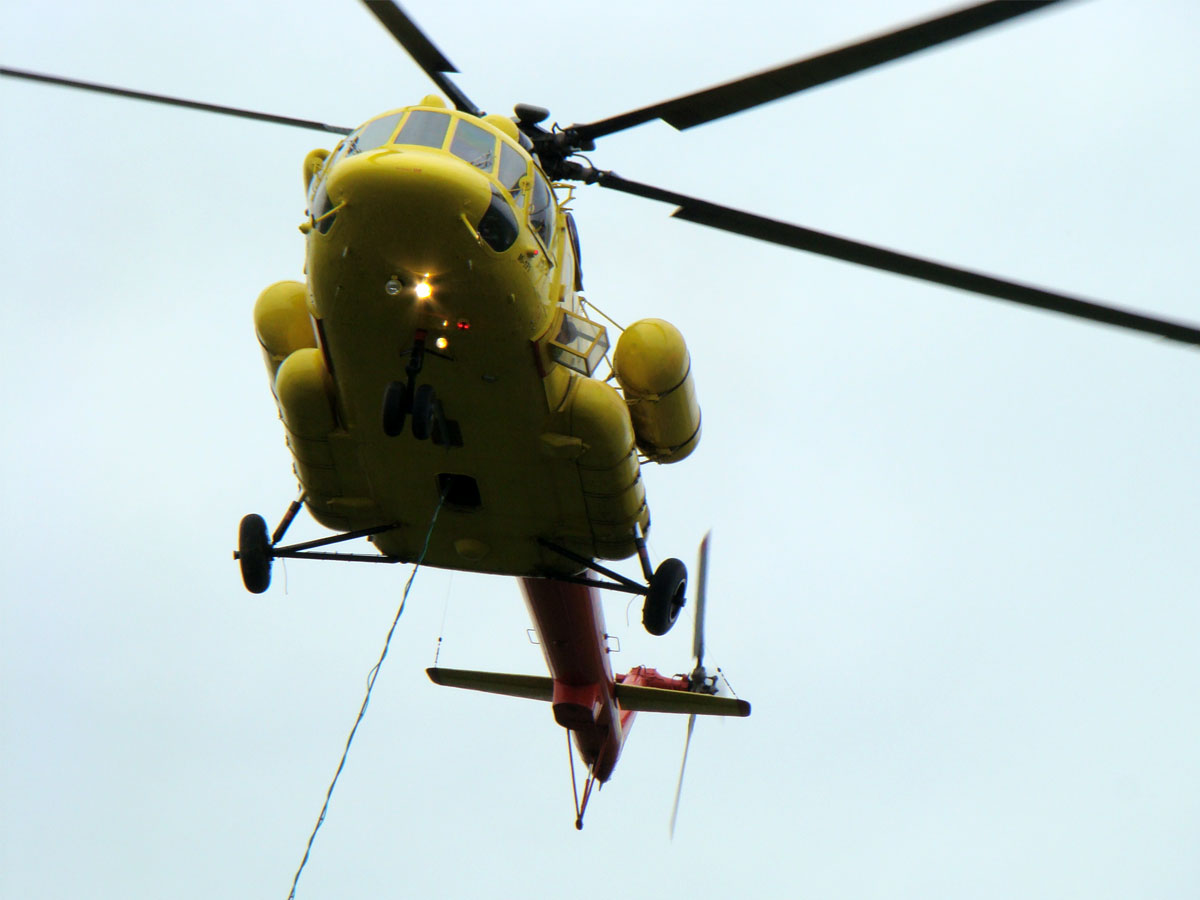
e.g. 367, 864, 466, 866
233, 497, 402, 593
536, 531, 689, 637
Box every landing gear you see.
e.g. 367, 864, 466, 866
237, 513, 273, 594
381, 331, 458, 443
233, 498, 403, 593
642, 557, 687, 636
411, 383, 436, 441
535, 537, 689, 637
381, 380, 409, 437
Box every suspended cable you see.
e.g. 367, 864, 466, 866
432, 572, 455, 666
286, 491, 448, 899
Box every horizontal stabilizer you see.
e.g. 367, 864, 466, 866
426, 667, 552, 701
427, 668, 750, 717
615, 683, 751, 717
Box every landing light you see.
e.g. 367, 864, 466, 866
435, 336, 449, 350
415, 281, 433, 300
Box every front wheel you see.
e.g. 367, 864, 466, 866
237, 514, 273, 594
411, 383, 436, 440
381, 381, 409, 437
643, 557, 687, 636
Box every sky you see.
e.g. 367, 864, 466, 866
3, 1, 1199, 897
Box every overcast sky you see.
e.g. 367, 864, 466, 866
3, 1, 1199, 898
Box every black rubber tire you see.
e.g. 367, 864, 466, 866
381, 381, 409, 437
238, 514, 272, 594
411, 383, 435, 441
643, 557, 687, 636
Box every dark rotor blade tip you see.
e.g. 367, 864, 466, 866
595, 172, 1200, 348
1, 66, 351, 134
359, 1, 482, 115
572, 0, 1068, 143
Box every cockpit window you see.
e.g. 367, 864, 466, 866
308, 138, 352, 234
497, 142, 527, 204
477, 186, 519, 253
529, 172, 554, 246
308, 136, 351, 206
449, 120, 496, 172
394, 110, 451, 149
346, 113, 403, 156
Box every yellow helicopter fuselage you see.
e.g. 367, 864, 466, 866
253, 98, 700, 577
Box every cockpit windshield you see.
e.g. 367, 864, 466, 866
393, 110, 450, 149
346, 113, 403, 156
497, 143, 526, 204
449, 120, 497, 173
529, 172, 553, 246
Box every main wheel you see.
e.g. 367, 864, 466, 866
381, 381, 409, 437
411, 383, 436, 440
237, 514, 273, 594
643, 557, 687, 636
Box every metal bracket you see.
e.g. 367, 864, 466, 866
633, 520, 654, 582
269, 522, 403, 564
536, 538, 647, 596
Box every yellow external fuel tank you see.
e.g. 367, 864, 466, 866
254, 281, 340, 502
553, 375, 649, 559
253, 280, 316, 381
273, 347, 340, 500
274, 348, 337, 438
612, 318, 701, 464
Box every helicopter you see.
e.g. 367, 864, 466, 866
4, 0, 1199, 841
7, 0, 1196, 608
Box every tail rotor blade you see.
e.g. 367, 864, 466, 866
669, 713, 697, 840
693, 532, 710, 671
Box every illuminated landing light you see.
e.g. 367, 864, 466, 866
435, 336, 449, 350
414, 280, 433, 300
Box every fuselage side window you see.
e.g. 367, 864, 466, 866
307, 143, 336, 208
566, 212, 583, 291
394, 110, 451, 149
529, 171, 554, 247
309, 135, 356, 203
497, 142, 528, 204
307, 135, 355, 231
347, 113, 403, 156
449, 120, 497, 173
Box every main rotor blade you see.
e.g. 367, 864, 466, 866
571, 1, 1064, 144
595, 172, 1200, 347
360, 1, 482, 116
0, 67, 352, 135
669, 714, 697, 840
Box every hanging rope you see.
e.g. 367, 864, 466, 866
286, 492, 448, 899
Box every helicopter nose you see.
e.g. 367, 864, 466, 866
325, 148, 492, 263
